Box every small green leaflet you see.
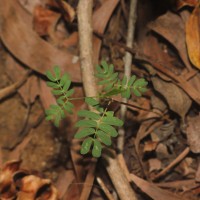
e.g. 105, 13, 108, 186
101, 116, 124, 126
75, 120, 97, 128
85, 97, 99, 106
96, 130, 111, 146
98, 123, 118, 137
92, 139, 102, 158
81, 137, 93, 155
78, 110, 101, 120
74, 128, 96, 139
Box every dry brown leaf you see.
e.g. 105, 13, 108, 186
0, 0, 81, 82
16, 175, 59, 200
186, 114, 200, 153
149, 11, 192, 70
152, 76, 192, 120
151, 94, 167, 112
130, 173, 185, 200
148, 158, 162, 172
0, 70, 30, 101
186, 5, 200, 69
0, 160, 21, 199
55, 170, 75, 199
143, 141, 158, 152
176, 0, 199, 9
33, 5, 61, 36
6, 55, 39, 105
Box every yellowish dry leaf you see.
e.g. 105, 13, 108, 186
186, 5, 200, 68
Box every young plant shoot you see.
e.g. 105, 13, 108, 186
45, 61, 148, 157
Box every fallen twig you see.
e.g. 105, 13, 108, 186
118, 0, 138, 151
97, 177, 115, 200
152, 147, 190, 180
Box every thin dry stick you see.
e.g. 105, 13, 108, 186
77, 0, 138, 199
153, 147, 190, 180
118, 0, 138, 151
97, 177, 115, 200
77, 2, 96, 200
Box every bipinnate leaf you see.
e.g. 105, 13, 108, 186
92, 139, 102, 157
81, 137, 93, 155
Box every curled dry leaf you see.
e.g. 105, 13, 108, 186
186, 5, 200, 69
16, 175, 59, 200
176, 0, 199, 10
186, 114, 200, 153
46, 0, 75, 23
0, 160, 21, 199
152, 76, 192, 120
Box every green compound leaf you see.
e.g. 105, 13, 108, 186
74, 128, 96, 139
80, 137, 93, 155
92, 139, 102, 158
102, 116, 124, 127
78, 110, 101, 120
75, 120, 97, 128
95, 60, 118, 93
53, 66, 61, 79
96, 130, 111, 146
85, 97, 99, 106
98, 123, 118, 137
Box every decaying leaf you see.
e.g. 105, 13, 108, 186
0, 0, 81, 82
149, 11, 192, 70
148, 158, 162, 172
16, 175, 59, 200
0, 160, 21, 199
152, 76, 192, 120
186, 114, 200, 153
176, 0, 199, 10
33, 5, 61, 36
46, 0, 76, 23
186, 5, 200, 69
